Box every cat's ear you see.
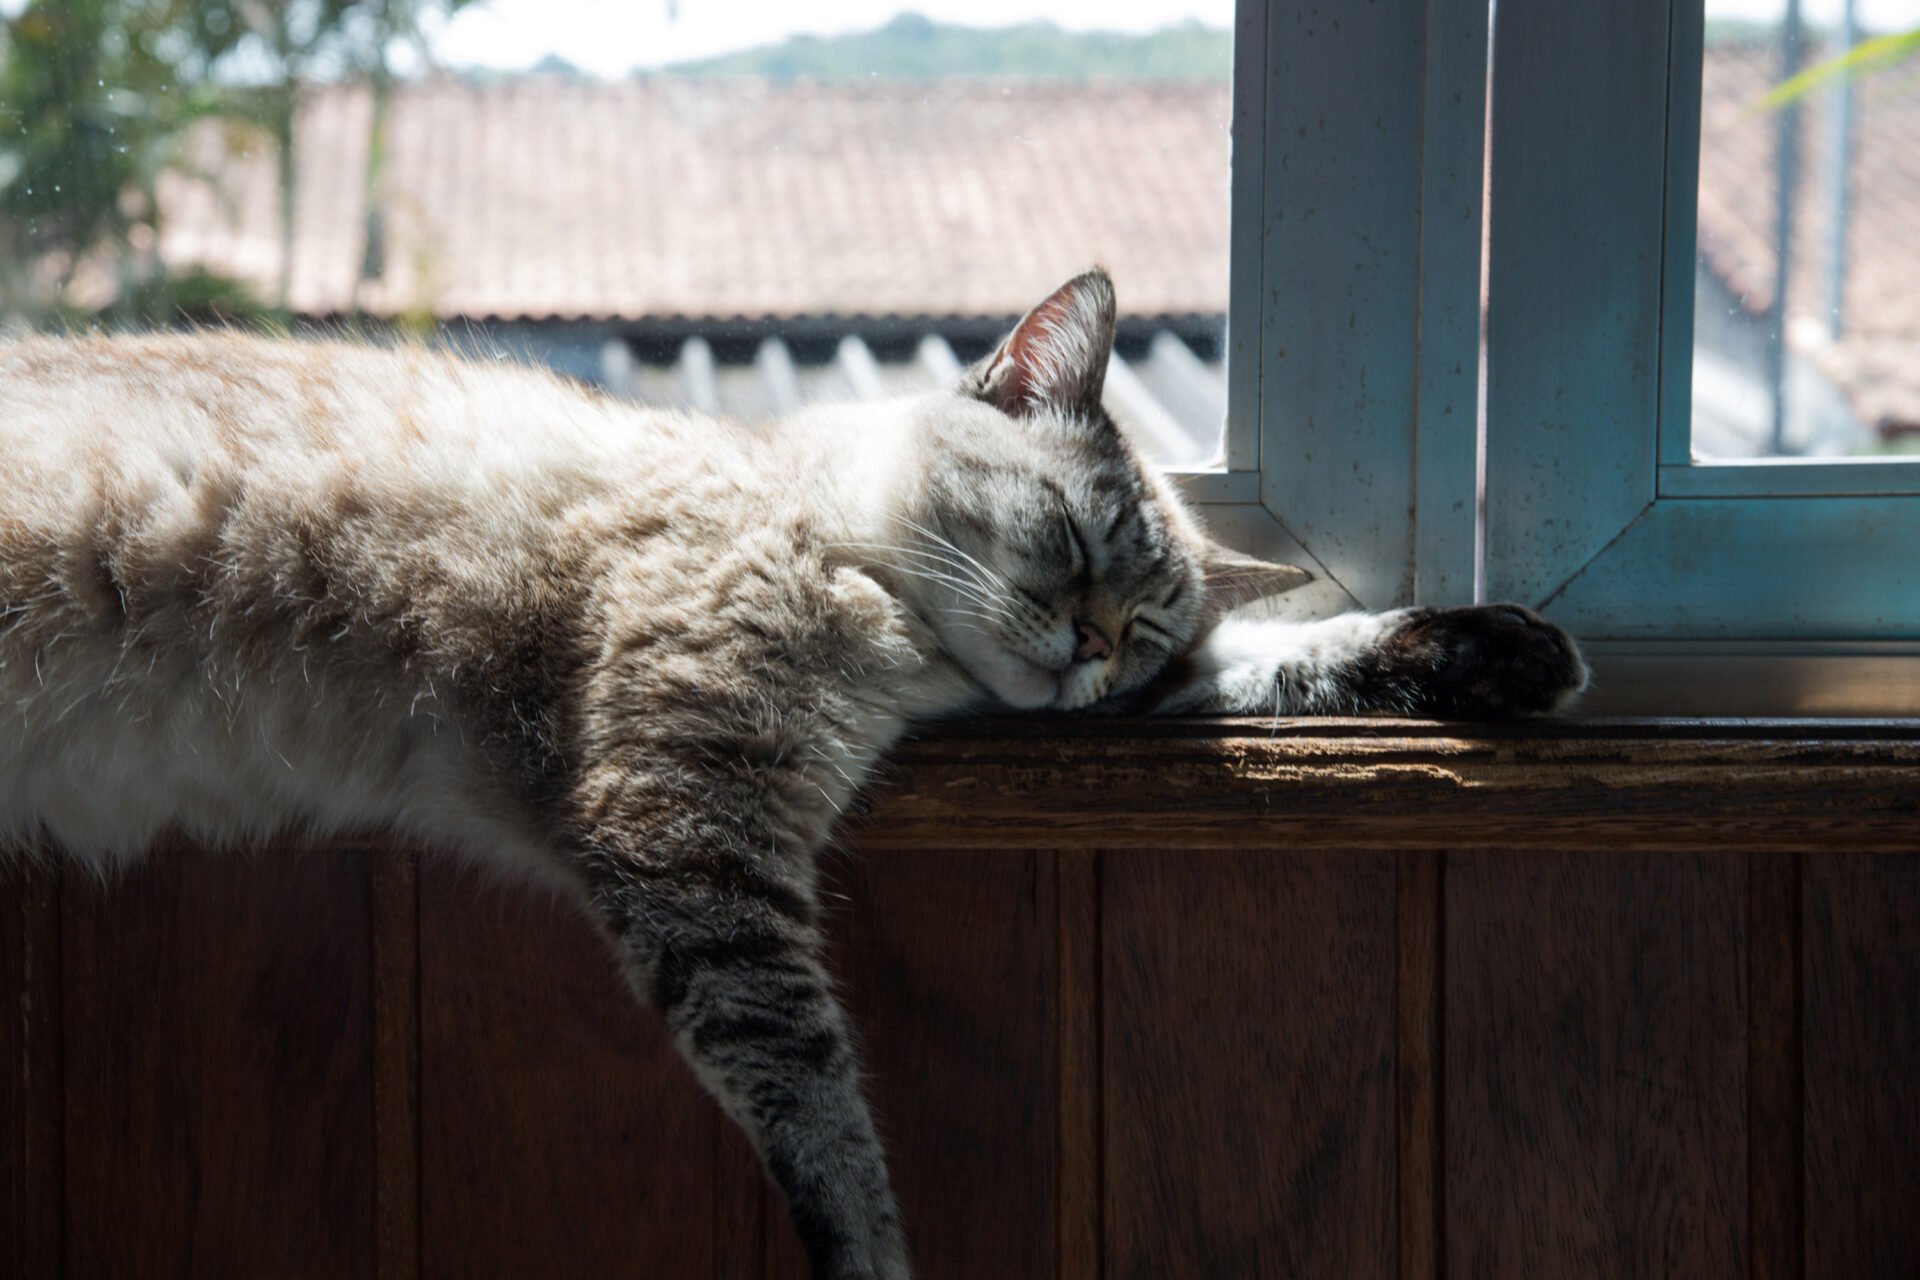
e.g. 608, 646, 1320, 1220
1199, 540, 1314, 624
962, 268, 1117, 420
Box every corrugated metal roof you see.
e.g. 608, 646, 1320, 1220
590, 325, 1227, 470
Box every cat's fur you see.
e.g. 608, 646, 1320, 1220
0, 270, 1584, 1279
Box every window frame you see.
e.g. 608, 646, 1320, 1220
1482, 0, 1920, 645
1197, 0, 1920, 711
1174, 0, 1488, 620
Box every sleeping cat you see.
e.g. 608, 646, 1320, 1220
0, 269, 1584, 1279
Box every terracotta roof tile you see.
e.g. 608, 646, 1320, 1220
156, 78, 1230, 322
1697, 44, 1920, 428
150, 61, 1913, 427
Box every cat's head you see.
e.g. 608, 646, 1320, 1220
888, 269, 1309, 710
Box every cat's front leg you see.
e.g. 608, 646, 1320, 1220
1151, 603, 1588, 717
575, 836, 910, 1280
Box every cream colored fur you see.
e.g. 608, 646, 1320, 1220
0, 333, 997, 870
0, 271, 1584, 1280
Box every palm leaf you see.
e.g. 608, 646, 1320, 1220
1757, 27, 1920, 109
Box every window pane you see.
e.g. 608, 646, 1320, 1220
1693, 0, 1920, 458
0, 1, 1233, 468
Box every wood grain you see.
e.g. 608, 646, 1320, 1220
20, 862, 62, 1280
61, 842, 376, 1279
416, 863, 717, 1280
1445, 851, 1748, 1279
714, 1118, 768, 1280
765, 847, 1059, 1280
1803, 853, 1920, 1280
1396, 851, 1440, 1280
851, 719, 1920, 851
1103, 850, 1397, 1280
0, 864, 18, 1280
13, 724, 1920, 1279
370, 847, 422, 1280
1056, 850, 1101, 1280
1747, 851, 1802, 1280
3, 858, 64, 1280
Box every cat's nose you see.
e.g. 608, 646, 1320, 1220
1073, 620, 1112, 662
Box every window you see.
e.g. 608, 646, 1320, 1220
1218, 0, 1920, 711
1691, 5, 1920, 460
9, 0, 1913, 710
1181, 0, 1487, 619
1, 2, 1244, 478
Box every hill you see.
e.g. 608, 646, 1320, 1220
657, 12, 1231, 81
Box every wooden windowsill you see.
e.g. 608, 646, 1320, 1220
848, 717, 1920, 852
10, 718, 1918, 1277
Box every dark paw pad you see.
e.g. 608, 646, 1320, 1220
1381, 604, 1589, 716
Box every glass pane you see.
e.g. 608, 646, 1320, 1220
1693, 0, 1920, 458
0, 0, 1233, 469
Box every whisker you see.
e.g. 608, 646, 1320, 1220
896, 518, 1010, 590
875, 560, 1015, 621
825, 534, 1019, 622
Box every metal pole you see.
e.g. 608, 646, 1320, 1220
1822, 0, 1858, 340
1767, 0, 1806, 454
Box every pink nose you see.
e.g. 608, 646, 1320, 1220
1074, 621, 1112, 662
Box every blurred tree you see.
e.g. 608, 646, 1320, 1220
348, 2, 479, 324
0, 0, 248, 319
0, 0, 472, 325
202, 0, 474, 313
1762, 26, 1920, 108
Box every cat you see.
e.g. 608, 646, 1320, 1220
0, 268, 1584, 1279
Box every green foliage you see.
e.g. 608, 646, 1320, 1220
0, 0, 471, 324
1759, 26, 1920, 108
122, 261, 273, 326
0, 1, 245, 317
660, 12, 1232, 82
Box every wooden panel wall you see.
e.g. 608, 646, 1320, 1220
1803, 854, 1920, 1280
5, 722, 1919, 1280
1445, 852, 1748, 1278
805, 848, 1060, 1280
3, 859, 55, 1280
61, 846, 377, 1279
416, 860, 719, 1280
1103, 850, 1396, 1279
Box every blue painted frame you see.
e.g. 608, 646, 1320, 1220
1189, 0, 1488, 615
1483, 0, 1920, 642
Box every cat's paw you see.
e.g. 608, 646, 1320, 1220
1377, 604, 1588, 716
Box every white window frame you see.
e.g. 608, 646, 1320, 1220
1175, 0, 1487, 621
1193, 0, 1920, 713
1483, 0, 1920, 636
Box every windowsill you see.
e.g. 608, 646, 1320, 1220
848, 717, 1920, 852
1575, 644, 1920, 717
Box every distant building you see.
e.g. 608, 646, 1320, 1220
148, 64, 1918, 461
1694, 42, 1920, 455
155, 78, 1233, 465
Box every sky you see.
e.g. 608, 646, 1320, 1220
2, 0, 1915, 77
423, 1, 1235, 78
421, 0, 1920, 77
1706, 0, 1920, 21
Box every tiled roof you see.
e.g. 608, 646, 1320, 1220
1697, 43, 1920, 430
157, 78, 1230, 323
152, 60, 1914, 429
